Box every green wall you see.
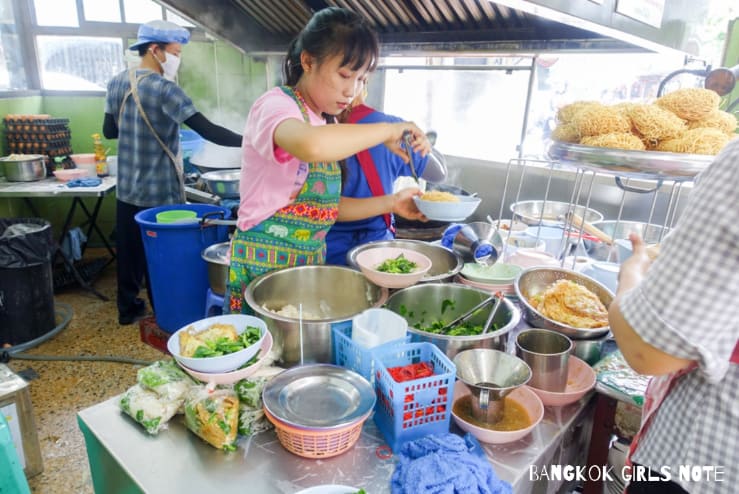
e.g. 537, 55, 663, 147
0, 41, 267, 243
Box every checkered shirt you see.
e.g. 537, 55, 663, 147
105, 69, 197, 207
620, 138, 739, 493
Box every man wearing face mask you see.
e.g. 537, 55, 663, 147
103, 20, 242, 326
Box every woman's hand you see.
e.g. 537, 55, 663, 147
391, 187, 427, 221
385, 122, 431, 162
616, 233, 652, 295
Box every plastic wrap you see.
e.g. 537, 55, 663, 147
593, 350, 648, 406
234, 377, 271, 436
137, 359, 194, 401
184, 387, 239, 451
119, 384, 181, 435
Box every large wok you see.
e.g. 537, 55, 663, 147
190, 143, 241, 174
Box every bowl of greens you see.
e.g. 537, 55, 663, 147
355, 246, 432, 289
167, 314, 268, 373
384, 283, 520, 359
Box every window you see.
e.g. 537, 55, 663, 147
37, 36, 124, 90
0, 0, 26, 90
82, 0, 121, 23
33, 0, 78, 27
122, 0, 163, 24
382, 57, 532, 162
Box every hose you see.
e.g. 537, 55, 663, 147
1, 302, 155, 366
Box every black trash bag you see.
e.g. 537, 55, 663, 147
0, 218, 54, 268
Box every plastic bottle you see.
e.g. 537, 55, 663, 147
91, 133, 108, 177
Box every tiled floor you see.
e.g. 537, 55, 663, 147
7, 251, 165, 493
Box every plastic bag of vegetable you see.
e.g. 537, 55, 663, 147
137, 359, 194, 401
119, 384, 181, 435
184, 387, 240, 451
233, 377, 271, 436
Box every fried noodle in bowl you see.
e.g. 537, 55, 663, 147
529, 279, 608, 329
420, 190, 460, 202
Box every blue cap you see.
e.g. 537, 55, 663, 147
129, 20, 190, 51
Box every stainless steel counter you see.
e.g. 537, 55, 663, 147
78, 391, 594, 494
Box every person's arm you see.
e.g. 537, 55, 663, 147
274, 118, 428, 164
337, 188, 426, 222
608, 233, 694, 376
103, 113, 118, 139
183, 112, 242, 147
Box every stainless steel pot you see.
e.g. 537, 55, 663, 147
199, 170, 240, 198
201, 242, 230, 295
347, 239, 463, 283
384, 283, 521, 359
244, 265, 389, 366
0, 154, 46, 182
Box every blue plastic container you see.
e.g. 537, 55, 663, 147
135, 204, 231, 333
332, 324, 410, 384
372, 342, 455, 453
180, 128, 205, 174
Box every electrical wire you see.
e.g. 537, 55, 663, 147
1, 301, 155, 366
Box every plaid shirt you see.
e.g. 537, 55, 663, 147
105, 69, 197, 206
620, 138, 739, 493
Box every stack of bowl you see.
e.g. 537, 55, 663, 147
166, 314, 272, 385
456, 262, 523, 298
262, 364, 375, 459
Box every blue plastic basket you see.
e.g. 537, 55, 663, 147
331, 323, 410, 384
372, 342, 456, 453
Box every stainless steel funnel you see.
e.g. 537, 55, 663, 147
451, 222, 503, 266
453, 349, 531, 424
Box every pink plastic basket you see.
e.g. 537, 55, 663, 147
372, 342, 455, 452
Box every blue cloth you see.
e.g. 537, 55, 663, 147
391, 433, 512, 494
66, 177, 102, 187
326, 107, 430, 264
60, 227, 87, 261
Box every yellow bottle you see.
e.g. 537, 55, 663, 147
91, 133, 108, 177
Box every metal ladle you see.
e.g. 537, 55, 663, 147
481, 292, 505, 335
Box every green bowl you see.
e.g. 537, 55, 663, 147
460, 262, 523, 284
156, 209, 198, 224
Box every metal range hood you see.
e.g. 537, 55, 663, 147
160, 0, 705, 55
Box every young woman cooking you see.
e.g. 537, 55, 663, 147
225, 7, 431, 313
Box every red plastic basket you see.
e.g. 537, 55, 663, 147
372, 342, 456, 452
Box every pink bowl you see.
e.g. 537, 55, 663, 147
505, 248, 559, 269
53, 168, 90, 182
525, 356, 596, 406
177, 330, 273, 385
70, 153, 96, 165
355, 246, 432, 289
455, 275, 515, 295
451, 381, 543, 444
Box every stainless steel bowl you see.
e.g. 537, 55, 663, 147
201, 242, 230, 295
384, 283, 520, 359
514, 267, 612, 340
199, 169, 240, 198
244, 265, 389, 366
347, 239, 463, 283
0, 154, 46, 182
585, 221, 669, 262
510, 200, 603, 226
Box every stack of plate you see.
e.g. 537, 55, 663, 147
456, 262, 523, 298
262, 364, 376, 459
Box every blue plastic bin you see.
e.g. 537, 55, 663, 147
372, 342, 455, 453
135, 204, 230, 333
332, 324, 410, 384
180, 129, 205, 174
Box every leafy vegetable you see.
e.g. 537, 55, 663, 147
376, 254, 418, 273
441, 299, 455, 314
190, 326, 262, 359
413, 319, 499, 336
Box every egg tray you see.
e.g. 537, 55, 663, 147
6, 130, 71, 142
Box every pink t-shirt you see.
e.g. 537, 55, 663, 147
237, 87, 326, 231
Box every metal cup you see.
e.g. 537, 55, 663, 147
515, 329, 572, 392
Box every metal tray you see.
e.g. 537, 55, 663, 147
262, 364, 375, 430
548, 141, 713, 179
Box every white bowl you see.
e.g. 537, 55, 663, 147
177, 330, 273, 384
413, 195, 481, 222
452, 381, 543, 444
355, 246, 432, 289
167, 314, 267, 373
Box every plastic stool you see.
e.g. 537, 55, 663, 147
204, 289, 224, 317
0, 414, 31, 494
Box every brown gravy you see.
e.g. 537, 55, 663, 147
453, 395, 532, 431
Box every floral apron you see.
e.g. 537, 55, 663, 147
225, 87, 342, 314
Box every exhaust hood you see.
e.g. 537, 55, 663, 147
160, 0, 705, 56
